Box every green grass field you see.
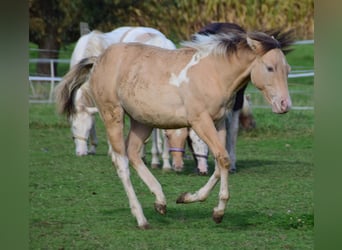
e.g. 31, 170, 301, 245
29, 103, 313, 249
29, 40, 314, 249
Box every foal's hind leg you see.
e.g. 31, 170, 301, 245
101, 105, 149, 229
176, 114, 230, 224
127, 119, 167, 215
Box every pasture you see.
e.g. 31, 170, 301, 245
29, 107, 313, 249
29, 43, 314, 249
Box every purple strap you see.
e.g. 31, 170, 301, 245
169, 147, 185, 153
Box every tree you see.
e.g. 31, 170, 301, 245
29, 0, 82, 75
29, 0, 144, 75
30, 0, 314, 76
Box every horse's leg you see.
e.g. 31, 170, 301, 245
101, 105, 149, 229
88, 119, 98, 154
226, 110, 240, 173
176, 114, 229, 224
189, 129, 209, 175
161, 130, 172, 170
150, 129, 160, 168
156, 128, 163, 155
127, 119, 167, 215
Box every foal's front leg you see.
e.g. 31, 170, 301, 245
176, 114, 230, 223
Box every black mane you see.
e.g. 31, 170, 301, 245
198, 22, 246, 36
248, 29, 295, 54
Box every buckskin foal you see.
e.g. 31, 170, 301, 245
56, 27, 293, 229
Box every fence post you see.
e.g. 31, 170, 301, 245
49, 60, 55, 103
80, 22, 90, 36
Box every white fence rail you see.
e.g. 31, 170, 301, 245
29, 58, 66, 103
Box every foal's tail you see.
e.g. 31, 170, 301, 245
55, 56, 98, 118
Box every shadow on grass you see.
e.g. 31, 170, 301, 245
99, 205, 313, 231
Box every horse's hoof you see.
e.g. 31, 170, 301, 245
162, 167, 172, 172
154, 203, 167, 215
138, 223, 151, 230
151, 163, 160, 169
176, 192, 188, 203
212, 211, 224, 224
229, 168, 236, 174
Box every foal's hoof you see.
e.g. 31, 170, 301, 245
176, 192, 188, 203
212, 211, 224, 224
154, 203, 167, 215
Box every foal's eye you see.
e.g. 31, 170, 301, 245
266, 66, 274, 72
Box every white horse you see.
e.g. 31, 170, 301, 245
67, 27, 175, 164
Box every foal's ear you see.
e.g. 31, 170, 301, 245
246, 37, 263, 54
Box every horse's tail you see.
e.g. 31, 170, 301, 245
55, 56, 97, 118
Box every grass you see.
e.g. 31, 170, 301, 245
29, 104, 313, 249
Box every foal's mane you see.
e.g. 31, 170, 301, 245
248, 29, 294, 54
182, 23, 294, 57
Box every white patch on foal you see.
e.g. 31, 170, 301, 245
169, 51, 209, 87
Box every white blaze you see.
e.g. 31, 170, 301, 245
169, 51, 209, 87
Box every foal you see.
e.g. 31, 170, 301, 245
56, 28, 293, 229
